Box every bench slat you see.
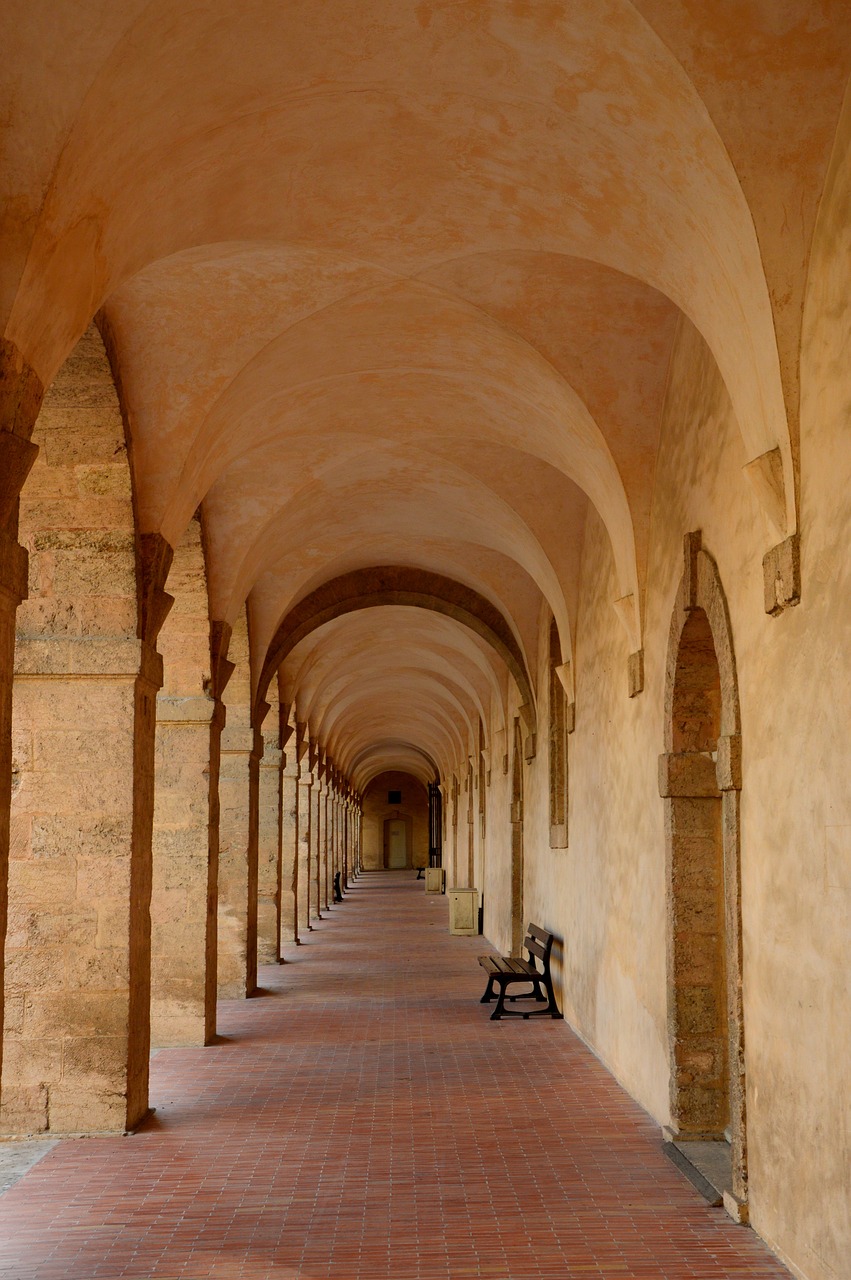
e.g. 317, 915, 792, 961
478, 955, 536, 976
525, 938, 548, 963
527, 923, 555, 948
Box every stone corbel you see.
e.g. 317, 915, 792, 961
209, 620, 236, 698
763, 534, 800, 616
295, 721, 309, 763
0, 429, 39, 530
253, 698, 272, 732
0, 340, 44, 427
0, 526, 29, 608
613, 594, 643, 696
742, 450, 800, 616
138, 532, 175, 645
628, 649, 644, 698
518, 701, 536, 761
556, 661, 577, 732
0, 429, 39, 606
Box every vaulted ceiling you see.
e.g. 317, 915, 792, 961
3, 1, 849, 785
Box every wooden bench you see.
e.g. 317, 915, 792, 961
478, 923, 564, 1021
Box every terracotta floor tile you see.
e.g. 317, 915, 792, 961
0, 872, 791, 1279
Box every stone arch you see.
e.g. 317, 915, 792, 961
3, 323, 159, 1136
659, 531, 747, 1209
258, 566, 537, 737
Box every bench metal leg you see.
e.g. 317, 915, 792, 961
487, 976, 563, 1020
490, 984, 509, 1020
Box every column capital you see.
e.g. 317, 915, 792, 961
0, 530, 29, 607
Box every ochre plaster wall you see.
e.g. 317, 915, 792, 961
361, 772, 428, 871
483, 310, 849, 1279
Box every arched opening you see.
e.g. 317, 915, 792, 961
662, 533, 747, 1209
670, 608, 726, 1134
360, 772, 427, 872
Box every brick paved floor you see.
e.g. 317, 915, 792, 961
0, 871, 791, 1279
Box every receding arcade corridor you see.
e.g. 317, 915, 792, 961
0, 873, 791, 1280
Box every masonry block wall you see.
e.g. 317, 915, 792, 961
3, 326, 153, 1134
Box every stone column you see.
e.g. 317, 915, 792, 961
0, 370, 42, 1108
280, 754, 299, 946
330, 780, 341, 892
318, 761, 330, 912
296, 760, 313, 937
151, 693, 220, 1046
0, 525, 30, 1102
342, 798, 350, 887
2, 635, 161, 1135
310, 764, 322, 922
257, 734, 282, 966
216, 619, 259, 1000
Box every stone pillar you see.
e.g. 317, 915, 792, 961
151, 693, 220, 1046
309, 763, 322, 922
150, 515, 218, 1048
2, 332, 164, 1136
331, 780, 341, 890
296, 759, 313, 937
257, 731, 282, 966
280, 754, 299, 946
0, 356, 44, 1110
0, 526, 31, 1102
3, 635, 162, 1135
318, 761, 329, 913
217, 615, 258, 999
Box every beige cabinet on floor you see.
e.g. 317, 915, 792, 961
449, 887, 480, 935
425, 866, 445, 894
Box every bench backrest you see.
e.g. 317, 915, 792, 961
523, 923, 555, 971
